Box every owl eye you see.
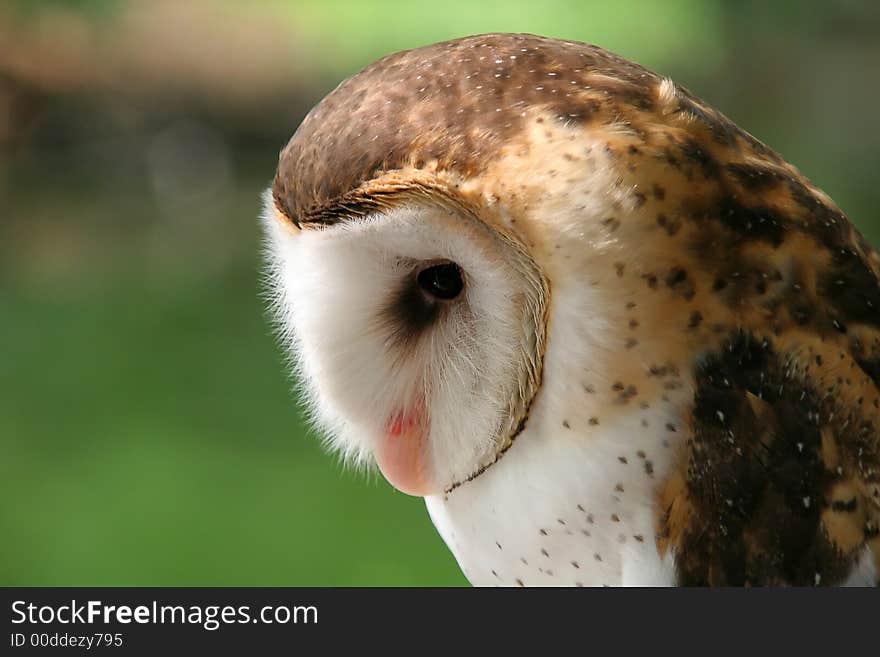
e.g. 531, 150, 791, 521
417, 262, 464, 300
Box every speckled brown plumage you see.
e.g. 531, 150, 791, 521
271, 33, 880, 585
658, 333, 880, 585
274, 33, 668, 225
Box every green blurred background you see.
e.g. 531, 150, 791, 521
1, 0, 878, 585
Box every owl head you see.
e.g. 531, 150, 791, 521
262, 33, 788, 497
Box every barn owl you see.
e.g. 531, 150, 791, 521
263, 33, 880, 586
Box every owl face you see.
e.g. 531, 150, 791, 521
263, 196, 547, 495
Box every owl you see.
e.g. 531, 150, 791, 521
263, 33, 880, 586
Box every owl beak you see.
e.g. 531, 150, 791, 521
374, 409, 435, 496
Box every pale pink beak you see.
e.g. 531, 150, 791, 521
374, 408, 434, 496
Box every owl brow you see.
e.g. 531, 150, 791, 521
298, 199, 385, 227
292, 187, 417, 228
287, 178, 472, 229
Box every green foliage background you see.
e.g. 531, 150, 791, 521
1, 0, 878, 585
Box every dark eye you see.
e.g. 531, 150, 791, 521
417, 262, 464, 300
